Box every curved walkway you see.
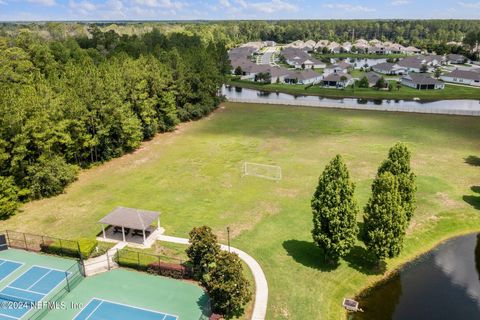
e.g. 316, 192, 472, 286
158, 235, 268, 320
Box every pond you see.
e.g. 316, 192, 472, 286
221, 85, 480, 116
352, 233, 480, 320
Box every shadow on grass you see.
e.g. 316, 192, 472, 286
463, 185, 480, 210
465, 155, 480, 166
464, 195, 480, 210
282, 240, 338, 271
343, 245, 386, 275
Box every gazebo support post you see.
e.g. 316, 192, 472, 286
143, 229, 146, 245
102, 225, 106, 240
122, 226, 126, 242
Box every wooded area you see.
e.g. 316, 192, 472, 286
0, 27, 229, 218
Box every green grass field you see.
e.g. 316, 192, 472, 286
227, 79, 480, 100
3, 102, 480, 319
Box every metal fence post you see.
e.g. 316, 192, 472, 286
5, 230, 10, 248
106, 250, 111, 270
65, 271, 71, 292
59, 239, 63, 256
23, 232, 28, 251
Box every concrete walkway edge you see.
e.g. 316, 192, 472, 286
158, 235, 268, 320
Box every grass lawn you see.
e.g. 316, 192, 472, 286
3, 102, 480, 319
350, 69, 366, 78
227, 79, 480, 100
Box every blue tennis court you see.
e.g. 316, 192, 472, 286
0, 259, 23, 282
74, 298, 178, 320
0, 266, 69, 320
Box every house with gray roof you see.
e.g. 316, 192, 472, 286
284, 69, 322, 85
446, 54, 468, 64
401, 73, 445, 90
372, 62, 407, 75
322, 73, 353, 88
441, 69, 480, 87
364, 72, 382, 87
281, 48, 326, 69
397, 57, 426, 73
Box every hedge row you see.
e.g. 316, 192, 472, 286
40, 238, 98, 259
115, 249, 192, 279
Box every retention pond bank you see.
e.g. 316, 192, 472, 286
353, 233, 480, 320
222, 85, 480, 116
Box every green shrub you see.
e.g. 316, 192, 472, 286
40, 237, 97, 259
77, 238, 98, 259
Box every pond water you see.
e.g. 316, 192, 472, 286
221, 85, 480, 116
331, 58, 388, 69
352, 233, 480, 320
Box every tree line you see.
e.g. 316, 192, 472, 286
3, 20, 480, 50
0, 28, 229, 219
311, 143, 416, 266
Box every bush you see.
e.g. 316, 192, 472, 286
147, 261, 192, 279
77, 238, 98, 258
40, 237, 97, 259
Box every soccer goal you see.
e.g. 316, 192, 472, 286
242, 162, 282, 181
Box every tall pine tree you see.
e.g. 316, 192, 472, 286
378, 143, 416, 222
363, 172, 407, 262
311, 155, 359, 263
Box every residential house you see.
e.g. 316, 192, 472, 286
327, 42, 342, 53
325, 61, 352, 75
304, 40, 317, 52
371, 62, 407, 75
446, 54, 467, 64
315, 40, 329, 51
284, 69, 322, 85
364, 72, 382, 87
342, 42, 352, 53
322, 73, 353, 88
401, 73, 445, 90
403, 46, 421, 55
397, 57, 426, 73
368, 45, 386, 54
281, 48, 326, 69
441, 69, 480, 87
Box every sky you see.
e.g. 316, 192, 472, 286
0, 0, 480, 21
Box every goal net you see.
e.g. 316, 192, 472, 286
242, 162, 282, 181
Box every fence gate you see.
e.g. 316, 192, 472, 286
0, 234, 6, 251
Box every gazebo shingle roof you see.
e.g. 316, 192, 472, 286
99, 207, 160, 230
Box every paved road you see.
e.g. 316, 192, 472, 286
158, 234, 268, 320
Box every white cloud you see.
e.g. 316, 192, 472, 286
219, 0, 231, 8
27, 0, 56, 6
69, 0, 97, 15
458, 1, 480, 8
132, 0, 185, 9
323, 3, 376, 12
219, 0, 297, 15
250, 0, 298, 13
391, 0, 409, 5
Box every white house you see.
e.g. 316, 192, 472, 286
441, 69, 480, 87
401, 74, 445, 90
